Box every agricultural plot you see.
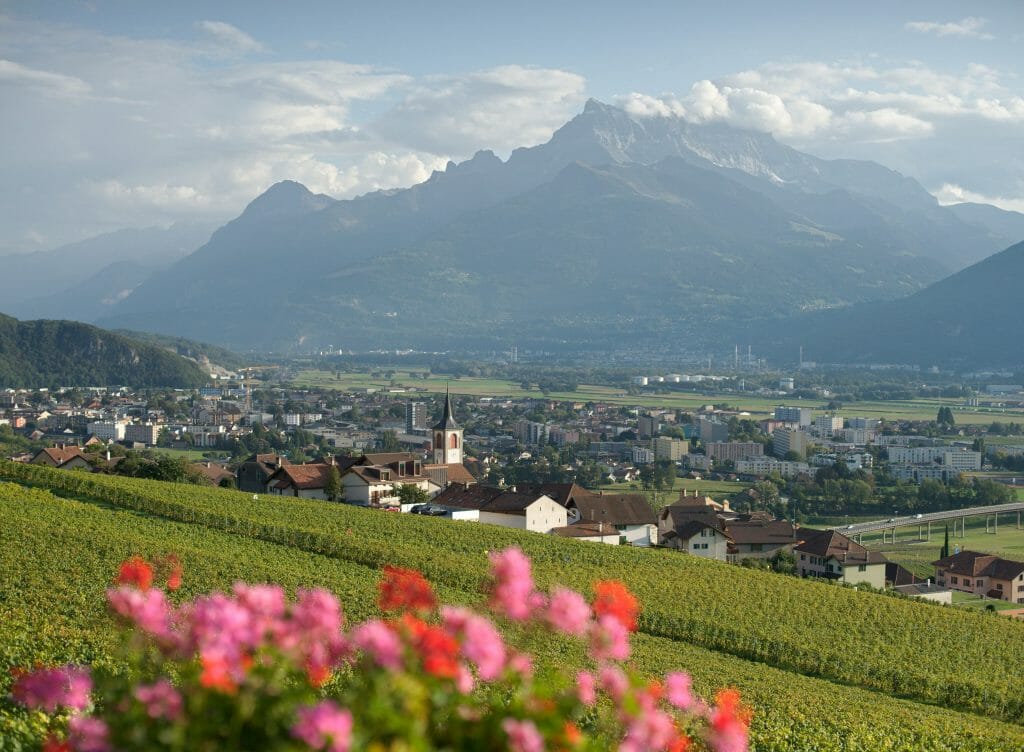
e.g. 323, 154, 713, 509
3, 479, 1024, 750
4, 462, 1024, 731
293, 369, 1022, 425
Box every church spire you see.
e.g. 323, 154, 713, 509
432, 383, 460, 430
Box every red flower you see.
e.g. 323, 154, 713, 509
115, 556, 153, 591
199, 654, 237, 694
592, 581, 639, 632
378, 565, 436, 613
165, 555, 183, 591
415, 624, 459, 679
42, 735, 71, 752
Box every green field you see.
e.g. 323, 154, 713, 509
859, 514, 1024, 580
597, 479, 749, 508
148, 447, 227, 461
5, 461, 1024, 750
292, 369, 1023, 425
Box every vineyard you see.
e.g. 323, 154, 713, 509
3, 461, 1024, 750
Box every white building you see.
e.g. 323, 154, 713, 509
736, 457, 811, 478
632, 446, 655, 465
86, 420, 127, 441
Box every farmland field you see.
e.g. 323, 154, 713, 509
859, 514, 1024, 579
291, 369, 1024, 425
5, 461, 1024, 750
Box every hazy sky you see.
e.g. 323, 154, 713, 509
2, 0, 1023, 254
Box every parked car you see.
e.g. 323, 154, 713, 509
411, 504, 448, 516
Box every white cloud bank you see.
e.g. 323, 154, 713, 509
0, 17, 585, 252
619, 61, 1024, 142
905, 17, 994, 40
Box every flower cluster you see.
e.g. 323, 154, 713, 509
12, 549, 748, 752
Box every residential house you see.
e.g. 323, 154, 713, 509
726, 513, 799, 562
337, 452, 434, 507
267, 463, 333, 499
549, 522, 621, 545
30, 445, 93, 471
932, 550, 1024, 603
236, 453, 290, 493
794, 530, 888, 588
431, 483, 567, 533
660, 509, 732, 559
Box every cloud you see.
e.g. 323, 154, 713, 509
618, 60, 1023, 143
196, 20, 266, 55
905, 17, 994, 40
934, 183, 1024, 213
372, 65, 587, 156
0, 58, 90, 97
0, 16, 589, 253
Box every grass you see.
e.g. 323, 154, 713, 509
596, 479, 749, 509
147, 447, 229, 462
291, 369, 1024, 425
860, 515, 1024, 579
951, 592, 1021, 612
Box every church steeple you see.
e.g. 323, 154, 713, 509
433, 385, 460, 431
432, 385, 463, 465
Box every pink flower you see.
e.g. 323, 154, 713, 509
665, 672, 694, 710
185, 593, 253, 655
546, 588, 591, 636
599, 665, 628, 702
233, 583, 286, 639
488, 548, 535, 621
67, 716, 109, 752
292, 588, 343, 641
133, 679, 182, 721
106, 587, 171, 638
11, 665, 92, 712
455, 664, 475, 694
291, 701, 353, 752
576, 671, 596, 706
502, 718, 544, 752
507, 652, 534, 678
351, 620, 403, 670
621, 705, 677, 752
443, 607, 507, 681
589, 614, 631, 662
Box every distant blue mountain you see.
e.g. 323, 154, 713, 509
96, 101, 1022, 354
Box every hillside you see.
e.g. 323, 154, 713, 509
111, 329, 254, 371
765, 239, 1024, 367
95, 101, 1017, 353
3, 463, 1024, 751
0, 314, 209, 387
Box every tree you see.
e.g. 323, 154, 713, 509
936, 407, 955, 430
379, 430, 400, 452
396, 484, 429, 505
325, 466, 342, 502
941, 525, 950, 560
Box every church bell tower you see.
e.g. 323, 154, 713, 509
432, 386, 462, 465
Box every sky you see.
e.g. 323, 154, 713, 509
1, 0, 1023, 254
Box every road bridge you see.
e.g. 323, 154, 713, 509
828, 502, 1024, 544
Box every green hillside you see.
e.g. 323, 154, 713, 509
4, 463, 1024, 749
0, 314, 209, 388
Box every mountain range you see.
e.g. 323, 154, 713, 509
3, 223, 215, 322
50, 99, 1024, 362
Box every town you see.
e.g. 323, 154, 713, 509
6, 364, 1024, 611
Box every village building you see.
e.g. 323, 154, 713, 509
932, 550, 1024, 603
794, 530, 888, 588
